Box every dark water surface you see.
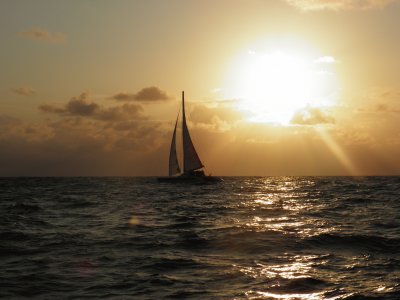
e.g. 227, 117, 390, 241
1, 177, 400, 299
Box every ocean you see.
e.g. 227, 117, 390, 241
1, 177, 400, 299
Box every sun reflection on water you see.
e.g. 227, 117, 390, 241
235, 178, 336, 237
229, 178, 343, 299
235, 254, 333, 299
222, 177, 399, 299
237, 255, 328, 279
245, 290, 327, 300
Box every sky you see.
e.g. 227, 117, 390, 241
1, 0, 400, 176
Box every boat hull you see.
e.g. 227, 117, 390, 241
157, 175, 223, 183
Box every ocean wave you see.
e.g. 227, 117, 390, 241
7, 202, 42, 213
267, 277, 329, 293
1, 176, 399, 299
305, 233, 400, 253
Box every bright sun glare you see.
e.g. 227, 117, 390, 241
225, 43, 339, 125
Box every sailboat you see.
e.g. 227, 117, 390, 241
158, 91, 222, 182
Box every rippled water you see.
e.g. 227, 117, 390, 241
1, 177, 400, 299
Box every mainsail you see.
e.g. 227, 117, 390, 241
182, 91, 204, 172
168, 114, 181, 176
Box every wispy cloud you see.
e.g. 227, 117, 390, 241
359, 103, 400, 114
11, 86, 36, 97
291, 107, 335, 125
19, 27, 66, 44
111, 86, 172, 102
285, 0, 397, 11
355, 87, 400, 114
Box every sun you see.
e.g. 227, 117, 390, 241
224, 44, 339, 125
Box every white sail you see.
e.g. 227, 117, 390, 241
182, 91, 204, 172
168, 114, 181, 176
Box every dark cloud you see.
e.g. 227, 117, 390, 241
375, 104, 400, 114
285, 0, 396, 11
96, 104, 145, 121
66, 99, 99, 116
135, 86, 170, 101
112, 92, 136, 101
111, 86, 172, 102
19, 27, 66, 44
290, 107, 335, 125
0, 113, 166, 176
0, 115, 20, 127
39, 92, 146, 121
1, 89, 167, 175
38, 104, 65, 114
39, 92, 96, 116
11, 87, 36, 97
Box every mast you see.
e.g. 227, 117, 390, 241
182, 91, 204, 173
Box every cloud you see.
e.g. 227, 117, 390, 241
0, 115, 20, 127
111, 86, 172, 102
96, 104, 146, 121
376, 103, 389, 112
189, 103, 245, 132
39, 104, 65, 114
290, 107, 335, 125
0, 110, 166, 176
2, 102, 400, 176
285, 0, 397, 11
373, 103, 400, 114
0, 114, 52, 142
39, 91, 146, 121
355, 88, 400, 114
66, 92, 99, 116
11, 86, 36, 97
39, 92, 96, 116
135, 86, 171, 101
19, 27, 66, 44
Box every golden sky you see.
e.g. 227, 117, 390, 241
1, 0, 400, 176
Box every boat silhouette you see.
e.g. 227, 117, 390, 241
158, 91, 222, 183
